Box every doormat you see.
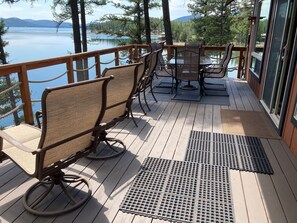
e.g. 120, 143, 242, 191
120, 157, 234, 223
221, 109, 280, 139
185, 131, 273, 174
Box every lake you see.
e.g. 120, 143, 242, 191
1, 27, 239, 127
2, 27, 121, 127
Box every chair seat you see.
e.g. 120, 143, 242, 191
2, 124, 41, 175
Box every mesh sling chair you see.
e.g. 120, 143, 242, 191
136, 49, 160, 113
149, 42, 175, 94
0, 76, 113, 216
201, 43, 234, 96
204, 43, 232, 87
87, 62, 141, 160
132, 52, 151, 118
174, 43, 202, 94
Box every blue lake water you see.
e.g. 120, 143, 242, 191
1, 27, 239, 127
2, 27, 121, 127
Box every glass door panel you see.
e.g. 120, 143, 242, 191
262, 0, 291, 110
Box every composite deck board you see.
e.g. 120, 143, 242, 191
1, 78, 297, 223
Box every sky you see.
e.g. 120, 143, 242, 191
0, 0, 191, 23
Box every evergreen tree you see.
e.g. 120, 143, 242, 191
96, 0, 159, 44
161, 0, 173, 45
188, 0, 234, 45
0, 19, 21, 126
52, 0, 107, 81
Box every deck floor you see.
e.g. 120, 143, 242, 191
1, 78, 297, 223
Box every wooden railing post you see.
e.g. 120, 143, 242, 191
18, 65, 34, 125
66, 56, 75, 83
129, 47, 133, 62
238, 49, 244, 79
115, 50, 119, 66
95, 53, 101, 77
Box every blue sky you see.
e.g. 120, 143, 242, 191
0, 0, 191, 23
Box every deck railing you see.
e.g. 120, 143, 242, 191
0, 44, 246, 126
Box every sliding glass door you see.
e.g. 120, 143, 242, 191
262, 0, 296, 127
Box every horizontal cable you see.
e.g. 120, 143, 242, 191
73, 62, 97, 72
31, 99, 41, 103
0, 103, 24, 120
0, 82, 21, 96
29, 71, 68, 83
99, 58, 117, 65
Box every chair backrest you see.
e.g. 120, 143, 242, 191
149, 42, 165, 70
146, 49, 160, 77
38, 77, 112, 169
220, 43, 232, 65
101, 63, 141, 125
136, 52, 151, 84
222, 44, 234, 73
176, 45, 201, 81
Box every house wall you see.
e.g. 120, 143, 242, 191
283, 63, 297, 155
246, 0, 297, 156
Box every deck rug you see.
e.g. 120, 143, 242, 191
120, 157, 234, 223
221, 109, 280, 139
185, 131, 273, 174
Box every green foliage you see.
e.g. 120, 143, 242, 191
91, 0, 159, 44
188, 0, 234, 45
0, 19, 22, 126
230, 1, 254, 46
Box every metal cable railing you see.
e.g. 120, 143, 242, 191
0, 82, 23, 120
73, 62, 97, 72
28, 70, 68, 84
0, 103, 24, 120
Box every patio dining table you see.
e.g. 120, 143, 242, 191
168, 55, 212, 95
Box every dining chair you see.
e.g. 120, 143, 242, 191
136, 49, 160, 112
201, 43, 234, 95
174, 43, 202, 91
149, 42, 176, 94
0, 77, 112, 216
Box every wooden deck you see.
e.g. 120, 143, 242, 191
1, 78, 297, 223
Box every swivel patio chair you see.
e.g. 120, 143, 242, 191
87, 62, 141, 159
0, 76, 113, 216
201, 43, 234, 96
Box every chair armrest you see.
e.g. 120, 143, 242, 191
0, 130, 38, 154
35, 110, 42, 128
203, 66, 224, 74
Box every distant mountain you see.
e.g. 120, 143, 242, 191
2, 17, 72, 28
173, 15, 200, 22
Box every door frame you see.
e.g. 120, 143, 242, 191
260, 0, 297, 135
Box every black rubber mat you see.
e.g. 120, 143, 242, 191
120, 157, 234, 223
185, 131, 273, 174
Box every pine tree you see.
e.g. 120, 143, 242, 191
188, 0, 234, 45
0, 19, 22, 126
96, 0, 159, 44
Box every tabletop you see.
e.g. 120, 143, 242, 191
168, 56, 212, 66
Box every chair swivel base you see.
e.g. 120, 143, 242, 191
87, 131, 126, 160
23, 171, 91, 216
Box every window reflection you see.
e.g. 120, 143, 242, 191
255, 0, 271, 55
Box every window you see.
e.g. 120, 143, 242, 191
249, 0, 272, 79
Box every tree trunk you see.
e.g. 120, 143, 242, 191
136, 2, 142, 44
162, 0, 173, 45
80, 0, 89, 80
143, 0, 151, 44
70, 0, 85, 81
